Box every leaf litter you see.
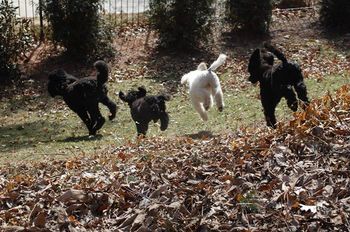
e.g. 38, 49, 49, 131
1, 84, 350, 231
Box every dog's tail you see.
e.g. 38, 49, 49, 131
263, 43, 288, 64
208, 54, 227, 72
94, 60, 109, 86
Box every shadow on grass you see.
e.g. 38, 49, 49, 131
59, 134, 103, 143
0, 90, 54, 118
319, 30, 350, 57
0, 120, 61, 152
0, 117, 105, 156
185, 130, 215, 140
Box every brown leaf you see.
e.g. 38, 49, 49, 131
149, 185, 168, 198
57, 189, 88, 203
33, 211, 47, 228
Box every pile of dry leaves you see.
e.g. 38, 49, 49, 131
1, 84, 350, 231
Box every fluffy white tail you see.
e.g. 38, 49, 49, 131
208, 54, 227, 71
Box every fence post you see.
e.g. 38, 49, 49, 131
39, 0, 44, 41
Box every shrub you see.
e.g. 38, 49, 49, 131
225, 0, 273, 35
0, 0, 32, 83
149, 0, 215, 49
275, 0, 309, 8
44, 0, 114, 60
320, 0, 350, 33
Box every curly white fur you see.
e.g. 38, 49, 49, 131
181, 54, 227, 121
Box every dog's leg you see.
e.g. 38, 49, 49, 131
100, 95, 117, 120
264, 108, 277, 128
76, 110, 93, 134
192, 99, 208, 121
193, 89, 212, 111
283, 86, 298, 112
294, 81, 310, 108
261, 94, 279, 128
136, 121, 149, 136
203, 94, 213, 111
209, 74, 224, 111
88, 104, 105, 135
94, 116, 105, 132
159, 112, 169, 131
213, 87, 224, 112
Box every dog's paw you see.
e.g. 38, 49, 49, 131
160, 124, 168, 131
89, 130, 97, 136
204, 104, 210, 111
218, 106, 224, 112
93, 117, 106, 132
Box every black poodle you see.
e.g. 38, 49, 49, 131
248, 43, 310, 128
48, 60, 117, 135
119, 87, 170, 136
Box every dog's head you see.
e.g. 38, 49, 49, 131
47, 69, 71, 97
261, 49, 274, 66
248, 48, 274, 84
146, 94, 171, 113
197, 62, 207, 71
156, 94, 171, 102
119, 86, 147, 105
248, 49, 262, 84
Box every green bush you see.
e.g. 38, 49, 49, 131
225, 0, 273, 35
44, 0, 114, 60
149, 0, 215, 49
0, 0, 32, 83
320, 0, 350, 33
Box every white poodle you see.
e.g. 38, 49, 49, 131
181, 54, 227, 121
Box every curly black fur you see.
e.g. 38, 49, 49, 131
119, 87, 170, 136
248, 43, 310, 128
48, 60, 117, 135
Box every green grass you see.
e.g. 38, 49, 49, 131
0, 72, 349, 165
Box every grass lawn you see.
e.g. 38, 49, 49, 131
1, 69, 349, 165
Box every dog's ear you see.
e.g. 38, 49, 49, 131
248, 49, 261, 73
48, 69, 70, 97
248, 49, 262, 84
137, 87, 147, 97
262, 52, 274, 66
